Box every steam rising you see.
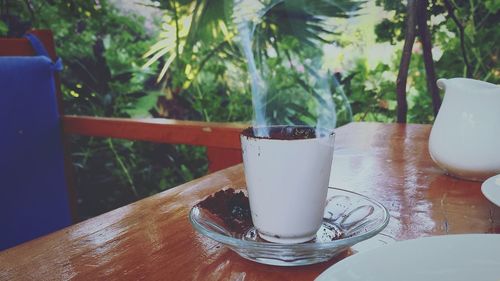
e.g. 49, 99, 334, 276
233, 0, 340, 137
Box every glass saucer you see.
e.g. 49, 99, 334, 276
189, 188, 390, 266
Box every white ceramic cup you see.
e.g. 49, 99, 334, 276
241, 126, 335, 244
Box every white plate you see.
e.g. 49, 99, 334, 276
481, 174, 500, 206
315, 234, 500, 281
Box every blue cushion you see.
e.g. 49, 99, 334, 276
0, 55, 71, 250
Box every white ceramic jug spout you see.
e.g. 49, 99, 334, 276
429, 78, 500, 181
436, 78, 447, 90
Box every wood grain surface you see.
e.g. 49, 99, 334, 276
1, 122, 498, 280
62, 116, 246, 150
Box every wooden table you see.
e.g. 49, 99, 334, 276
1, 122, 499, 280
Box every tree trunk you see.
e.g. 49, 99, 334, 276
443, 0, 473, 78
396, 0, 417, 123
417, 0, 442, 116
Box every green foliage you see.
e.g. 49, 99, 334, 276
71, 135, 206, 219
257, 0, 363, 45
369, 0, 499, 123
33, 2, 156, 117
484, 0, 500, 12
0, 20, 7, 35
345, 59, 396, 123
343, 49, 439, 124
145, 0, 361, 129
375, 0, 500, 83
44, 1, 208, 219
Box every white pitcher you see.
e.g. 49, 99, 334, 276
429, 78, 500, 181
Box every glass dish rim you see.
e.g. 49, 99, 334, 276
189, 187, 390, 251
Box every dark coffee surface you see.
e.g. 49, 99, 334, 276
242, 126, 320, 140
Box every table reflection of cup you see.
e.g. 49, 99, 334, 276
241, 126, 335, 244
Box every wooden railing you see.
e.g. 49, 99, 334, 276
62, 116, 247, 173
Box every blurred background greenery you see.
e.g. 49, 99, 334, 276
1, 0, 498, 220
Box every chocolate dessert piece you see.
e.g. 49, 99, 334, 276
197, 188, 252, 233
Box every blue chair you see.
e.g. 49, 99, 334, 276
0, 32, 72, 250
